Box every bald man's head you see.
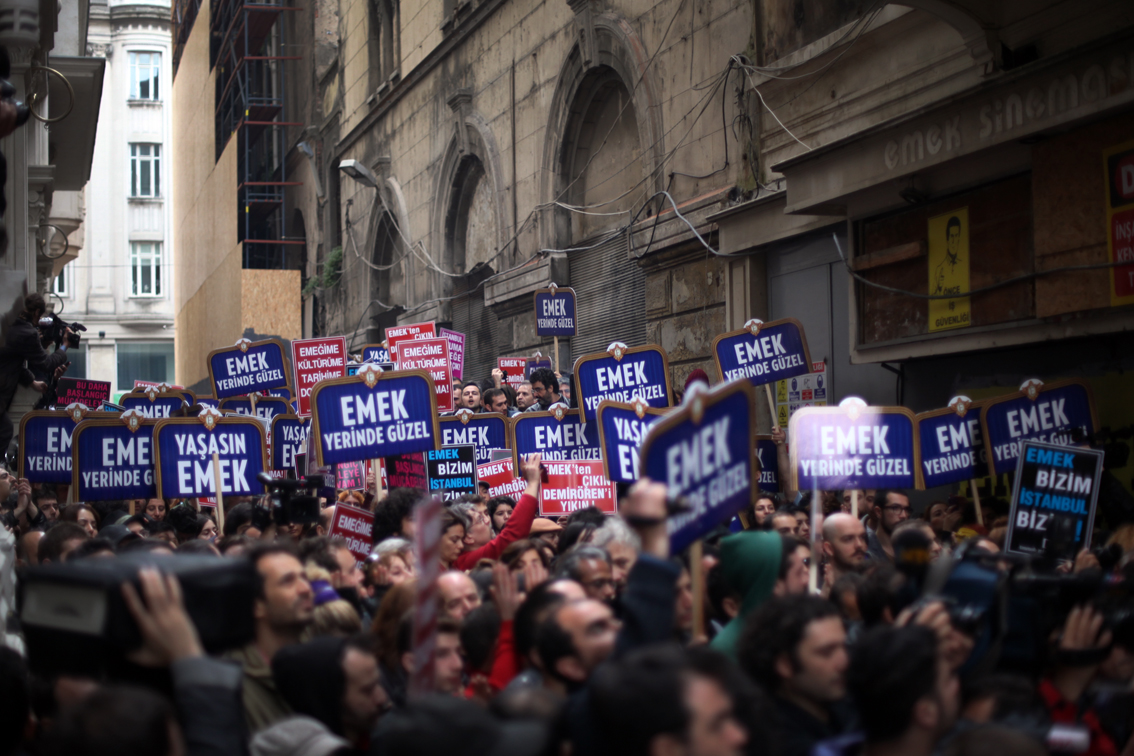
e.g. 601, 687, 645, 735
823, 513, 867, 571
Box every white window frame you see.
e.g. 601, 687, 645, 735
130, 143, 161, 198
52, 265, 69, 298
129, 51, 161, 101
130, 241, 164, 298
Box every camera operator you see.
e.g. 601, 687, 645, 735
0, 293, 71, 455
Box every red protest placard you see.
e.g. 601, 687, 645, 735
477, 458, 527, 499
539, 460, 617, 516
55, 378, 111, 408
384, 452, 428, 490
292, 336, 347, 416
385, 322, 437, 350
498, 357, 527, 390
439, 328, 465, 380
328, 503, 374, 565
394, 337, 453, 412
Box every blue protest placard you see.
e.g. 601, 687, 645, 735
438, 410, 511, 466
789, 402, 920, 490
712, 318, 811, 388
72, 411, 157, 501
19, 407, 114, 484
980, 379, 1098, 477
153, 410, 268, 498
120, 390, 187, 419
596, 398, 666, 484
525, 357, 552, 379
512, 405, 601, 467
219, 395, 292, 423
534, 284, 577, 337
362, 344, 391, 363
755, 436, 780, 493
1005, 440, 1104, 560
573, 343, 672, 421
310, 366, 440, 467
207, 338, 292, 399
916, 397, 987, 489
639, 381, 758, 553
271, 414, 310, 471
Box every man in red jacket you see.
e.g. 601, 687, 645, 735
453, 454, 541, 571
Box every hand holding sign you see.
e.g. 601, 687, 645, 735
621, 479, 669, 559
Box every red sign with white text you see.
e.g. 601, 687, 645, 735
292, 336, 347, 416
539, 460, 616, 516
394, 337, 454, 412
498, 357, 527, 390
477, 458, 527, 499
328, 503, 375, 565
385, 322, 437, 350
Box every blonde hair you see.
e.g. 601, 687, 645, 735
303, 564, 362, 638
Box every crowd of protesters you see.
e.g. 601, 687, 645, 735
2, 360, 1134, 756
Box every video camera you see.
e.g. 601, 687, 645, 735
19, 552, 257, 676
37, 311, 85, 349
257, 471, 325, 527
894, 530, 1134, 677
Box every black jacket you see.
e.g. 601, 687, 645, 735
566, 554, 682, 756
0, 317, 68, 409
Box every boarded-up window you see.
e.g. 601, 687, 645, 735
856, 175, 1035, 345
451, 269, 507, 382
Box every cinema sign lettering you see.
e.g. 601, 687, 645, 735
884, 46, 1134, 173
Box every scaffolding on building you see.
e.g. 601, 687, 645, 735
173, 0, 304, 270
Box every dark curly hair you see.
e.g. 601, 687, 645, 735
372, 488, 424, 544
736, 594, 840, 693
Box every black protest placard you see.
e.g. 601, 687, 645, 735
1005, 440, 1104, 561
385, 452, 427, 490
55, 378, 112, 408
425, 445, 478, 500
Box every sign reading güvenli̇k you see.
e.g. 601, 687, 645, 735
789, 399, 919, 491
310, 365, 440, 466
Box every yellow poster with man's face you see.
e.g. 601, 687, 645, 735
928, 208, 971, 332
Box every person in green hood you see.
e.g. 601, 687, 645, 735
709, 530, 788, 658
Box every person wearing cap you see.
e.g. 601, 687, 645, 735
272, 635, 389, 753
99, 523, 143, 551
529, 518, 562, 552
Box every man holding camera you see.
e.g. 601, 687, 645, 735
0, 293, 72, 457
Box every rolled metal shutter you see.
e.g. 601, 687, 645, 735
450, 270, 507, 382
569, 229, 647, 367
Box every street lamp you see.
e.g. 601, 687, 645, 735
338, 159, 379, 188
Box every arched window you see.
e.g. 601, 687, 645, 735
368, 0, 399, 94
555, 66, 648, 363
367, 207, 405, 342
445, 154, 504, 380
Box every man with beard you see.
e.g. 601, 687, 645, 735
229, 543, 315, 732
738, 595, 852, 756
822, 514, 868, 587
866, 490, 911, 563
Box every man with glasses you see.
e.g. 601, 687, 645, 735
556, 545, 616, 605
867, 489, 911, 562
